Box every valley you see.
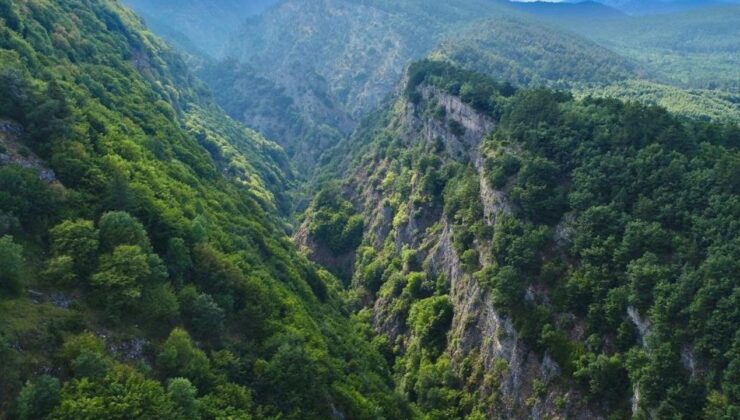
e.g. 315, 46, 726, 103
0, 0, 738, 418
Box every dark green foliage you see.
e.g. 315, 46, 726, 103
487, 266, 525, 310
0, 235, 23, 296
574, 353, 630, 408
485, 153, 520, 189
484, 81, 740, 415
256, 333, 332, 417
187, 293, 225, 340
406, 59, 512, 117
98, 211, 150, 252
510, 157, 568, 225
165, 237, 191, 286
17, 375, 60, 420
340, 60, 740, 417
62, 333, 111, 380
0, 166, 56, 234
504, 89, 564, 127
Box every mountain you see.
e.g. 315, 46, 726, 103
590, 0, 730, 14
0, 1, 410, 418
511, 0, 626, 19
302, 59, 740, 418
572, 5, 740, 91
177, 0, 514, 170
124, 0, 279, 56
194, 0, 641, 170
431, 13, 636, 88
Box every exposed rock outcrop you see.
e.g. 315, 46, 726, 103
0, 120, 57, 182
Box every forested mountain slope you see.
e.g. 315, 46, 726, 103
200, 0, 513, 169
0, 1, 410, 418
517, 4, 740, 92
300, 60, 740, 418
431, 15, 636, 89
450, 4, 740, 122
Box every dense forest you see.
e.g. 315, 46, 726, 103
303, 59, 739, 418
1, 0, 738, 419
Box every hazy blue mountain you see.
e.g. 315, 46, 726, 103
511, 0, 626, 19
124, 0, 279, 56
582, 0, 732, 14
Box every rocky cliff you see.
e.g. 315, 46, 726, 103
300, 74, 599, 417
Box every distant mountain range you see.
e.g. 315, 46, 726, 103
522, 0, 740, 14
510, 0, 626, 18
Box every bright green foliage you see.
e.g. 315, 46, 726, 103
576, 80, 740, 123
199, 383, 253, 419
167, 378, 200, 419
52, 366, 177, 420
409, 296, 453, 357
91, 245, 152, 308
157, 328, 214, 390
48, 220, 99, 279
0, 235, 23, 296
307, 186, 364, 254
